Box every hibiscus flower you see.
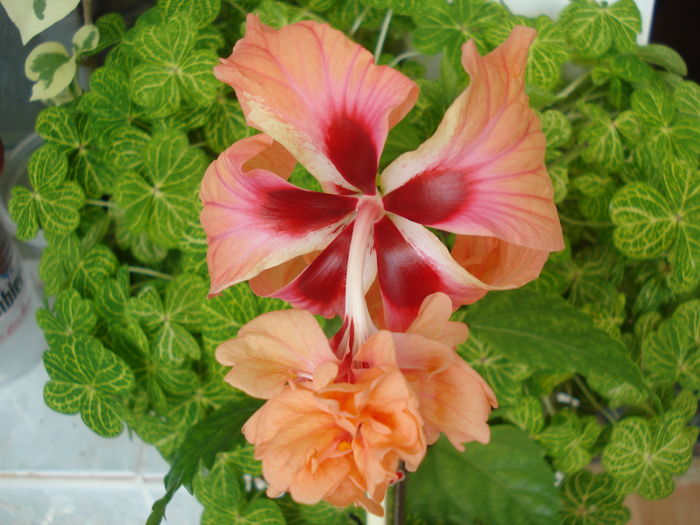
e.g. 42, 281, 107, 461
200, 15, 564, 336
216, 292, 496, 514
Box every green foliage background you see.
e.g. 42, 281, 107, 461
9, 0, 700, 524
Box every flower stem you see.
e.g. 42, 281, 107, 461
573, 375, 617, 425
127, 266, 173, 281
374, 9, 393, 63
382, 463, 407, 525
85, 199, 116, 209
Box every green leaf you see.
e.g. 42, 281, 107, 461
202, 283, 288, 347
9, 143, 84, 239
89, 13, 126, 55
72, 24, 99, 55
407, 426, 560, 525
79, 67, 137, 140
642, 300, 700, 389
458, 332, 530, 406
24, 41, 76, 101
71, 244, 118, 298
36, 289, 97, 348
674, 81, 700, 118
160, 0, 221, 28
43, 336, 134, 437
114, 131, 207, 248
560, 471, 630, 525
636, 44, 687, 76
610, 181, 674, 257
526, 17, 569, 91
39, 233, 80, 295
541, 110, 572, 150
501, 396, 545, 435
412, 0, 505, 57
179, 217, 208, 277
129, 276, 206, 365
194, 454, 285, 525
204, 93, 250, 153
36, 106, 80, 149
134, 412, 187, 460
109, 126, 151, 171
146, 399, 262, 525
602, 413, 698, 499
463, 290, 648, 396
8, 187, 39, 239
578, 106, 624, 171
537, 411, 601, 474
255, 0, 320, 28
130, 17, 218, 115
612, 162, 700, 289
560, 0, 641, 57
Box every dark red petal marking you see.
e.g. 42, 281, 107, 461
382, 169, 467, 225
275, 221, 355, 317
261, 186, 357, 235
374, 216, 443, 331
325, 115, 378, 195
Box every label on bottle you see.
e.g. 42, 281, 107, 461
0, 245, 32, 347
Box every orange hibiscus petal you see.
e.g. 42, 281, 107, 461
381, 26, 563, 253
216, 15, 418, 194
451, 234, 550, 289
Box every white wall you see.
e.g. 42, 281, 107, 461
503, 0, 656, 44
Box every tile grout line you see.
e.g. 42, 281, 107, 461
0, 471, 165, 482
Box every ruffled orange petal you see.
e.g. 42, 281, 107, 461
216, 309, 338, 398
243, 388, 354, 502
406, 292, 469, 348
413, 357, 497, 450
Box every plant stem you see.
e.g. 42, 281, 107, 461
384, 463, 407, 525
573, 375, 617, 425
82, 0, 93, 25
541, 395, 556, 417
85, 199, 116, 209
127, 266, 173, 281
547, 143, 587, 169
558, 214, 614, 228
374, 9, 393, 63
555, 71, 590, 100
350, 6, 370, 36
388, 50, 422, 68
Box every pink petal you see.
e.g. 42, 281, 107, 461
373, 216, 496, 331
381, 26, 563, 253
215, 15, 418, 194
200, 135, 358, 296
216, 309, 338, 398
256, 220, 377, 319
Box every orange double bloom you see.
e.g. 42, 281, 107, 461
217, 293, 495, 514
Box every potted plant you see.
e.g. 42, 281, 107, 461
7, 0, 699, 524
